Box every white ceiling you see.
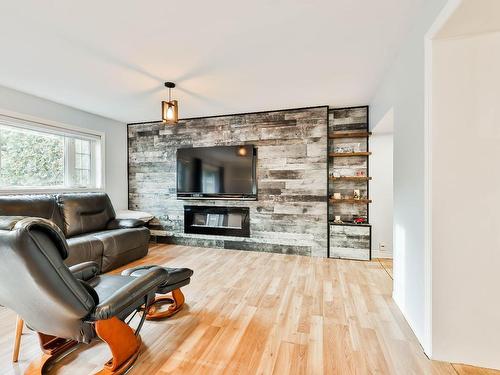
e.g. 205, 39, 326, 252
436, 0, 500, 39
0, 0, 424, 123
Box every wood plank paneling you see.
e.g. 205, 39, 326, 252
128, 107, 329, 257
330, 224, 370, 260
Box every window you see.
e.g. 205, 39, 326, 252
0, 114, 103, 191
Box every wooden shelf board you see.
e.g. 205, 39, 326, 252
329, 132, 372, 139
329, 221, 371, 227
329, 152, 372, 157
330, 199, 372, 204
330, 176, 371, 181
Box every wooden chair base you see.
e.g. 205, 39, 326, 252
25, 335, 78, 375
146, 288, 185, 320
95, 317, 141, 374
94, 346, 140, 375
24, 317, 141, 375
94, 336, 141, 375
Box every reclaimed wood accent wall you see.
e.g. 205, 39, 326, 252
128, 106, 328, 257
330, 224, 371, 260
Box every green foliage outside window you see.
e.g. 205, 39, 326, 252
0, 126, 64, 187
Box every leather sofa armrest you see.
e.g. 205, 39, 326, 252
106, 218, 145, 230
90, 266, 169, 321
69, 261, 101, 281
0, 216, 28, 231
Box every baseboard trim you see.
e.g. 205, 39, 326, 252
372, 250, 393, 259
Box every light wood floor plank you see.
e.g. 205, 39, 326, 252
0, 245, 498, 374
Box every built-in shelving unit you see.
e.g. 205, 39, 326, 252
327, 106, 371, 260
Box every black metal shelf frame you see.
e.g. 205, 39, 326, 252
327, 105, 371, 259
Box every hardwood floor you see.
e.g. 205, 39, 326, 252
376, 258, 394, 280
0, 244, 497, 374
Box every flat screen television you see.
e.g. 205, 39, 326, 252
176, 145, 257, 200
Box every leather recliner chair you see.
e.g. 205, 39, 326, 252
0, 216, 169, 374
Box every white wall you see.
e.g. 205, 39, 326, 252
370, 109, 393, 258
0, 85, 128, 209
431, 31, 500, 369
370, 0, 450, 351
371, 0, 500, 368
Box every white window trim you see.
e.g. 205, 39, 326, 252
0, 108, 106, 194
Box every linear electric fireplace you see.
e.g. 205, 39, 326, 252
184, 206, 250, 237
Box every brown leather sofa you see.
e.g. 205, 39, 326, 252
0, 193, 149, 272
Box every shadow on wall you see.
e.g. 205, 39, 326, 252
370, 107, 394, 259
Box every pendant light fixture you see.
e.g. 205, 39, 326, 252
162, 82, 178, 124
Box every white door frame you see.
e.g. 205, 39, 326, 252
423, 0, 463, 356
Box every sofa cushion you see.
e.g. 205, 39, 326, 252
57, 193, 116, 238
106, 218, 145, 230
0, 194, 64, 230
91, 227, 150, 272
66, 234, 104, 268
115, 209, 154, 223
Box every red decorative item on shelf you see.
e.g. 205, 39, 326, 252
353, 217, 367, 224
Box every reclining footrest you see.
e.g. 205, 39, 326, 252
121, 265, 193, 320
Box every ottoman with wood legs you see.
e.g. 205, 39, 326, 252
122, 265, 194, 319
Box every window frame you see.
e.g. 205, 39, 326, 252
0, 108, 106, 194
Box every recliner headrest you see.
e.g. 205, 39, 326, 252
13, 217, 69, 260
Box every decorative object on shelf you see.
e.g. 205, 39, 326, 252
335, 143, 362, 153
334, 144, 354, 153
353, 189, 360, 200
333, 192, 342, 200
353, 217, 367, 225
333, 172, 340, 178
338, 168, 354, 177
356, 170, 366, 177
162, 82, 179, 124
334, 216, 343, 224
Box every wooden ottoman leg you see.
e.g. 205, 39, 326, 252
12, 316, 23, 362
146, 288, 185, 320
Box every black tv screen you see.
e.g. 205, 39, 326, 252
177, 145, 257, 199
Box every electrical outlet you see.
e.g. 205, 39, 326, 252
379, 242, 387, 252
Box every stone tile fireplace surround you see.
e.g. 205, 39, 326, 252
127, 106, 328, 257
